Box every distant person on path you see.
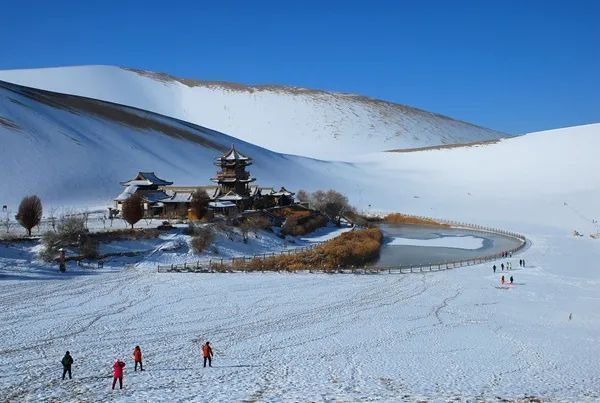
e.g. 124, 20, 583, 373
501, 275, 505, 286
61, 351, 73, 380
112, 359, 126, 390
510, 275, 514, 285
202, 342, 213, 368
493, 264, 496, 273
519, 259, 523, 267
522, 259, 526, 267
501, 263, 504, 271
133, 346, 144, 371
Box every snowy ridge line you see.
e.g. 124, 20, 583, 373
157, 218, 526, 274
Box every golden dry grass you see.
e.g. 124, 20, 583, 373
383, 213, 449, 227
218, 228, 383, 271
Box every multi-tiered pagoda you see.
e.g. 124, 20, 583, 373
211, 146, 256, 209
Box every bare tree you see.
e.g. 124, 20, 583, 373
190, 190, 210, 220
48, 207, 58, 232
122, 194, 144, 229
296, 189, 310, 203
307, 189, 352, 225
16, 195, 43, 236
2, 206, 13, 234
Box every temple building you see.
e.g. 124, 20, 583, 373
114, 172, 172, 215
113, 146, 295, 217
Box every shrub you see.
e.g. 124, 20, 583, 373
190, 190, 210, 220
90, 228, 160, 243
384, 213, 448, 227
80, 238, 98, 259
281, 213, 328, 236
16, 195, 43, 236
122, 194, 144, 228
225, 228, 383, 271
56, 215, 86, 244
190, 226, 214, 254
40, 215, 87, 262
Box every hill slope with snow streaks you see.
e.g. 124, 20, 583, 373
0, 65, 509, 159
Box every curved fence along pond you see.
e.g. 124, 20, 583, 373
157, 215, 527, 274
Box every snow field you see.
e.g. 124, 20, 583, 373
1, 230, 599, 401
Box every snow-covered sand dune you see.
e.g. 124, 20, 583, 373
0, 70, 599, 400
0, 80, 357, 209
0, 65, 509, 159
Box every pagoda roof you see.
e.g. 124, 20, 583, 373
215, 145, 252, 162
114, 185, 170, 203
162, 192, 193, 203
209, 201, 237, 209
211, 177, 256, 183
217, 191, 245, 201
121, 171, 173, 186
272, 187, 295, 197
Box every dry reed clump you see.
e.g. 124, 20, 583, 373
383, 213, 449, 227
281, 213, 328, 236
227, 228, 383, 271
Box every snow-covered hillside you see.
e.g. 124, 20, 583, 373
0, 65, 509, 159
0, 80, 358, 209
1, 78, 598, 237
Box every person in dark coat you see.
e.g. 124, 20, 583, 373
61, 351, 73, 380
510, 275, 514, 285
493, 264, 496, 273
202, 342, 213, 368
501, 263, 504, 271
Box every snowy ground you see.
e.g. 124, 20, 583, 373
1, 227, 599, 401
0, 68, 599, 400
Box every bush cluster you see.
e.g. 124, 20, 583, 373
190, 226, 215, 254
226, 228, 383, 271
90, 228, 160, 243
281, 213, 328, 236
40, 216, 97, 261
384, 213, 448, 227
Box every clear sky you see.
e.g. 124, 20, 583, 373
0, 0, 598, 134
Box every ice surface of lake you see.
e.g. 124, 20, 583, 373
387, 235, 484, 250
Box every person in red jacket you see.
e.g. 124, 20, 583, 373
112, 359, 126, 390
133, 346, 144, 371
202, 341, 213, 368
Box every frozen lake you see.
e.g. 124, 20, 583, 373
374, 224, 523, 267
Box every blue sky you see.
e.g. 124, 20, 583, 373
0, 0, 598, 134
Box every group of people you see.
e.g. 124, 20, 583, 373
500, 274, 514, 286
492, 253, 527, 287
60, 342, 213, 390
492, 261, 513, 273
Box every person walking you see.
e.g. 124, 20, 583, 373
519, 259, 523, 267
112, 359, 126, 390
522, 259, 526, 267
501, 263, 504, 271
493, 264, 496, 273
510, 275, 514, 285
202, 341, 213, 368
501, 275, 505, 286
61, 351, 73, 380
133, 346, 144, 371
